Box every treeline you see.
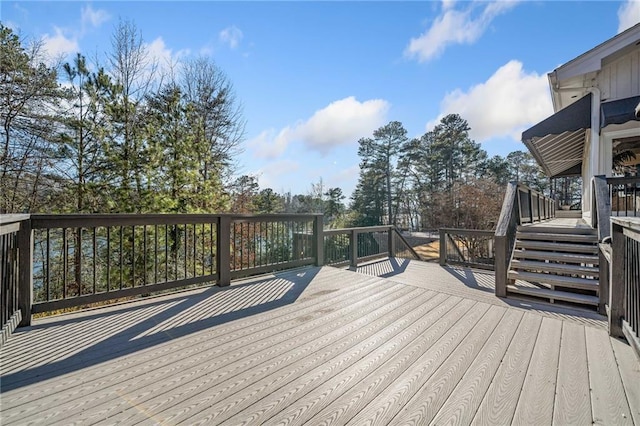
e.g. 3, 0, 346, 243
2, 22, 564, 230
349, 116, 554, 230
1, 22, 244, 214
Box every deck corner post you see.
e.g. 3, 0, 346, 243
17, 217, 33, 327
388, 227, 396, 259
313, 214, 324, 266
349, 229, 358, 269
217, 216, 231, 287
439, 229, 446, 266
609, 221, 625, 337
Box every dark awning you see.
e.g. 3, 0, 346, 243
522, 93, 592, 178
601, 95, 640, 127
522, 93, 592, 142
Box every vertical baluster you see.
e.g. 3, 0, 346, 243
154, 224, 158, 284
62, 228, 67, 299
143, 225, 147, 286
46, 229, 50, 300
93, 227, 97, 294
106, 227, 110, 292
210, 221, 214, 275
193, 223, 197, 278
132, 225, 136, 287
201, 223, 205, 276
165, 224, 169, 283
183, 224, 187, 279
119, 226, 123, 290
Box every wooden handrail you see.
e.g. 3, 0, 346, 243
495, 182, 519, 297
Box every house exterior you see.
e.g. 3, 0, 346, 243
522, 23, 640, 223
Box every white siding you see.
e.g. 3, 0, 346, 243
598, 48, 640, 101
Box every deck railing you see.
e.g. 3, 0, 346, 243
0, 214, 422, 334
1, 214, 323, 327
495, 182, 556, 297
599, 217, 640, 358
438, 228, 495, 270
607, 176, 640, 217
323, 226, 420, 268
0, 215, 29, 344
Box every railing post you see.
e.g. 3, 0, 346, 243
388, 227, 396, 259
598, 243, 610, 316
17, 218, 33, 327
439, 229, 446, 266
217, 216, 231, 287
609, 221, 624, 337
314, 214, 324, 266
494, 235, 507, 297
349, 229, 358, 269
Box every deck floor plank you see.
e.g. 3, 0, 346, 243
306, 298, 479, 426
471, 312, 542, 425
512, 317, 563, 425
207, 293, 461, 426
428, 309, 523, 425
244, 295, 468, 426
11, 281, 414, 425
611, 336, 640, 425
345, 302, 496, 426
553, 322, 592, 426
585, 326, 633, 425
94, 287, 440, 425
386, 306, 512, 425
0, 262, 635, 426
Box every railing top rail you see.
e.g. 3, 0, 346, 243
27, 213, 320, 229
0, 214, 31, 225
323, 225, 392, 235
611, 217, 640, 238
605, 176, 640, 185
440, 228, 495, 236
495, 182, 519, 237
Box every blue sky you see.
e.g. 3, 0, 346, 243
4, 1, 640, 198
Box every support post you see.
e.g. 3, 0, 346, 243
439, 229, 446, 266
17, 218, 33, 327
313, 214, 324, 266
609, 222, 625, 337
494, 235, 507, 297
349, 230, 358, 269
217, 216, 231, 287
388, 227, 396, 259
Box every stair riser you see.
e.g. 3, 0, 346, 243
517, 226, 596, 235
515, 233, 598, 243
515, 242, 598, 254
512, 250, 598, 264
508, 271, 599, 291
507, 285, 599, 306
510, 265, 599, 278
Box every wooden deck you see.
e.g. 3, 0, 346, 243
1, 261, 638, 425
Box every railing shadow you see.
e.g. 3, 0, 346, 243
0, 267, 320, 392
355, 257, 411, 279
442, 265, 496, 294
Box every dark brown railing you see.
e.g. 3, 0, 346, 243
438, 228, 495, 270
323, 226, 419, 268
2, 214, 323, 327
0, 215, 29, 344
495, 182, 556, 297
607, 176, 640, 217
600, 217, 640, 358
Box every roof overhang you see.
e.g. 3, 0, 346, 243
522, 93, 591, 177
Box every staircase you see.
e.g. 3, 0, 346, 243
507, 224, 599, 307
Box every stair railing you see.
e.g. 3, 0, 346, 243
495, 182, 556, 297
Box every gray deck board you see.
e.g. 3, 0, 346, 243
0, 261, 636, 426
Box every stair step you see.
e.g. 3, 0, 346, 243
517, 225, 596, 235
508, 270, 599, 291
510, 259, 599, 277
516, 232, 598, 243
512, 249, 599, 264
507, 285, 599, 306
515, 240, 598, 254
555, 210, 582, 218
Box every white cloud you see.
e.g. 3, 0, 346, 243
41, 27, 79, 63
81, 5, 110, 31
405, 0, 519, 62
427, 60, 552, 142
219, 26, 243, 49
254, 159, 301, 190
144, 37, 190, 77
248, 96, 390, 159
618, 0, 640, 33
